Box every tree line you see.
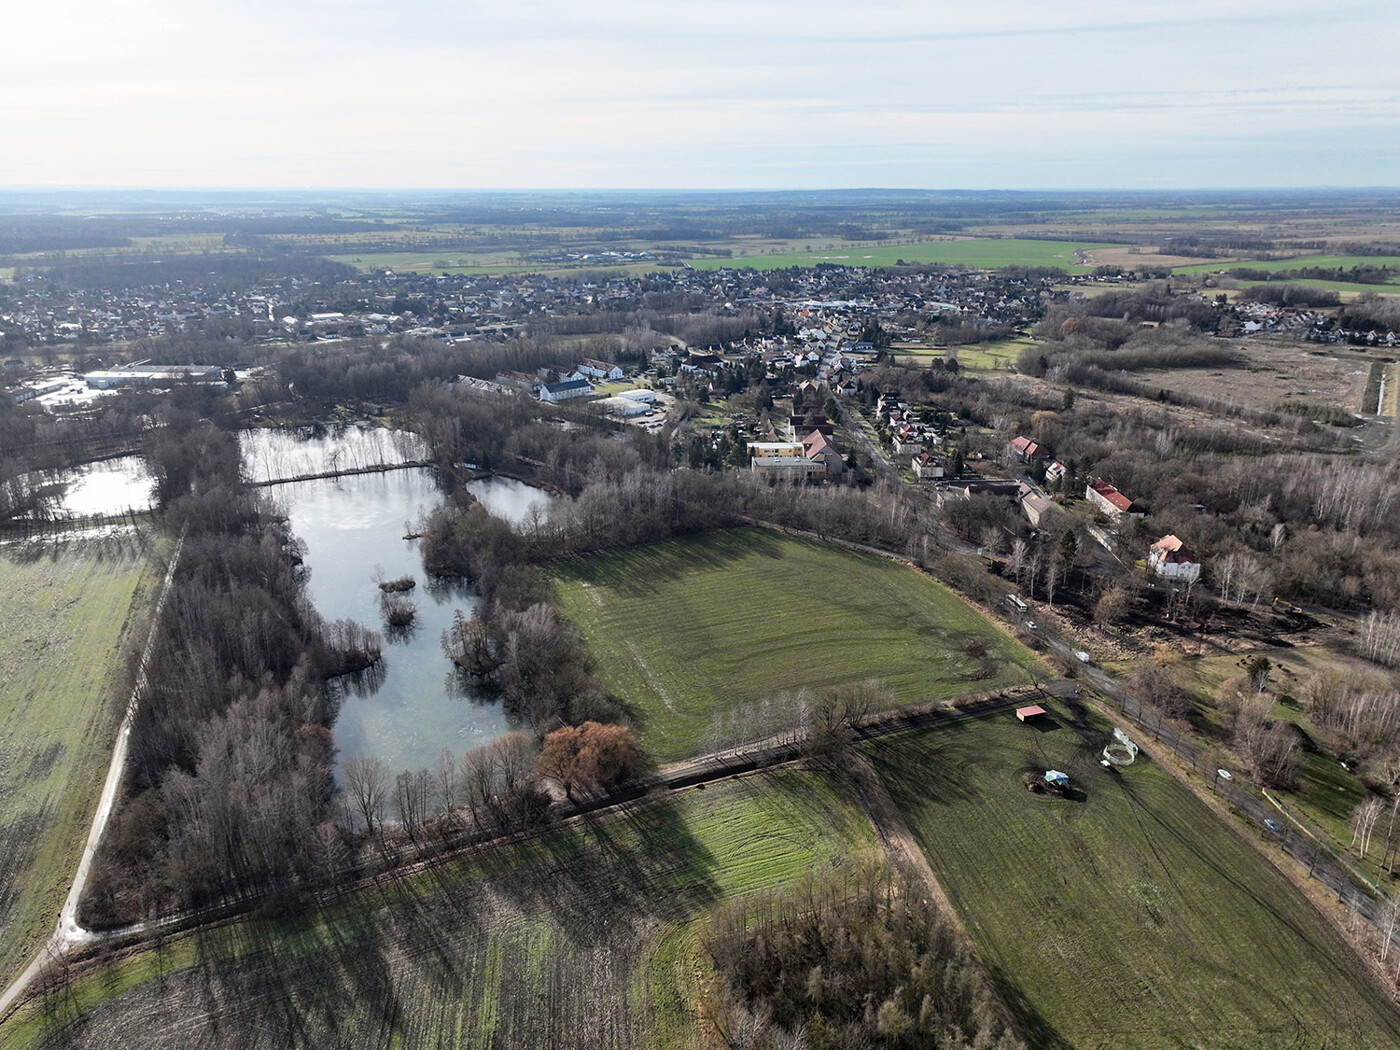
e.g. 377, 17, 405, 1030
83, 414, 382, 926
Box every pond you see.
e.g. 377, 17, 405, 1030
240, 425, 427, 484
246, 429, 553, 781
465, 475, 553, 525
56, 456, 154, 517
275, 468, 513, 778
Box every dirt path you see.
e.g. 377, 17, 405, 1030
844, 752, 1025, 1041
0, 532, 183, 1020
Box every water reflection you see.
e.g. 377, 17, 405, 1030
241, 426, 428, 484
56, 457, 154, 517
465, 476, 552, 525
270, 464, 516, 778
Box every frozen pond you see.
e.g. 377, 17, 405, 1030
240, 425, 428, 484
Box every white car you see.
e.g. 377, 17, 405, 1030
1074, 651, 1090, 663
1025, 620, 1038, 630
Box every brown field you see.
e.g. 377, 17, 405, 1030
1132, 340, 1375, 415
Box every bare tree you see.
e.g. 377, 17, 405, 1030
342, 753, 387, 838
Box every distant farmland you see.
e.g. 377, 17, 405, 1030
868, 703, 1400, 1050
0, 535, 155, 992
0, 771, 878, 1050
328, 238, 1112, 277
688, 239, 1110, 273
552, 528, 1041, 762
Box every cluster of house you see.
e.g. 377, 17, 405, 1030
876, 391, 945, 459
746, 410, 846, 480
1, 254, 1053, 357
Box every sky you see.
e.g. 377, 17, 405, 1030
3, 0, 1397, 190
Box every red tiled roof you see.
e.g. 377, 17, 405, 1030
1089, 479, 1136, 512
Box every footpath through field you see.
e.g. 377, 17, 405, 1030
0, 532, 184, 1022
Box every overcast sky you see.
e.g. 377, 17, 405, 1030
4, 0, 1396, 189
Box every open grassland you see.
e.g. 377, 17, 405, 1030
891, 337, 1034, 375
1129, 339, 1374, 415
689, 238, 1111, 273
1175, 255, 1400, 297
1175, 254, 1400, 278
0, 536, 155, 991
869, 702, 1400, 1050
0, 770, 878, 1050
551, 528, 1041, 762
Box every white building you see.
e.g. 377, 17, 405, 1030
1148, 534, 1201, 582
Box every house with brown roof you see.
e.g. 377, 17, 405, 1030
1008, 435, 1047, 463
1086, 479, 1143, 521
802, 429, 845, 477
1148, 534, 1201, 582
912, 451, 944, 481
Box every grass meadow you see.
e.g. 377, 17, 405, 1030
868, 701, 1400, 1050
1174, 254, 1400, 297
1, 770, 878, 1050
551, 528, 1041, 762
0, 536, 155, 991
890, 337, 1033, 375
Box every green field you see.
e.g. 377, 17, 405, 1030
551, 528, 1041, 762
0, 770, 878, 1050
869, 702, 1400, 1050
1175, 254, 1400, 296
689, 239, 1112, 273
892, 337, 1032, 374
0, 536, 155, 991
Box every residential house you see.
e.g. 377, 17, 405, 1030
1008, 435, 1048, 464
577, 358, 624, 381
1086, 479, 1143, 521
912, 451, 944, 481
1148, 534, 1201, 582
891, 422, 927, 455
802, 429, 845, 477
1018, 483, 1057, 527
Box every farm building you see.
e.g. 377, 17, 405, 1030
577, 359, 624, 381
595, 396, 649, 418
84, 364, 226, 389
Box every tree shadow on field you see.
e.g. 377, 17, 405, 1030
483, 800, 721, 946
982, 961, 1074, 1050
179, 906, 409, 1049
865, 718, 985, 810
